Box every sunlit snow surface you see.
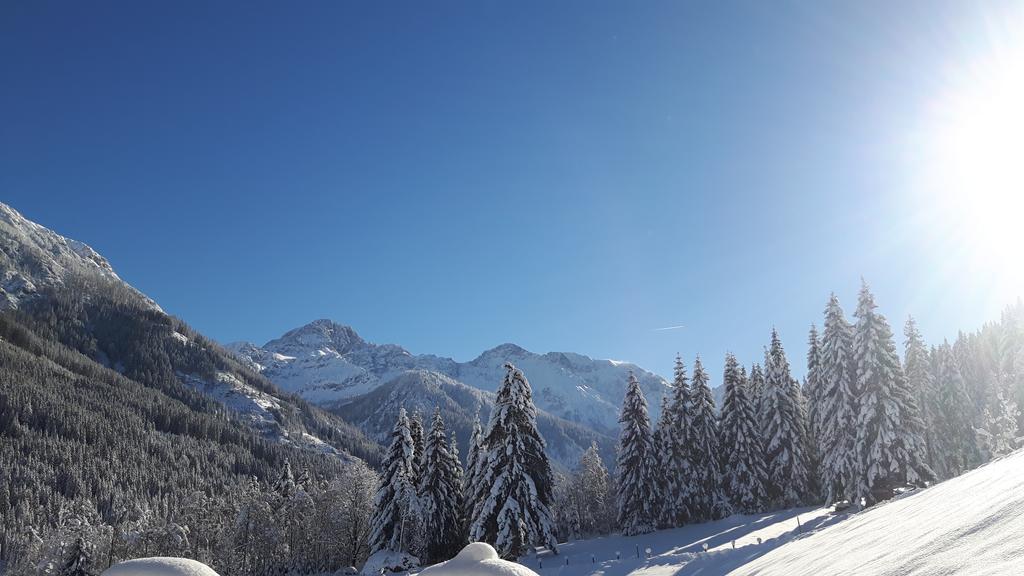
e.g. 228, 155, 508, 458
101, 557, 219, 576
523, 448, 1024, 575
735, 449, 1024, 575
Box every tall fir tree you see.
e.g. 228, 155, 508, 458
369, 407, 417, 554
818, 294, 858, 505
409, 411, 426, 487
931, 341, 979, 478
463, 413, 485, 523
418, 409, 464, 564
469, 364, 558, 559
59, 536, 95, 576
853, 282, 932, 507
748, 363, 766, 431
904, 317, 941, 471
573, 442, 615, 535
806, 325, 824, 451
615, 372, 659, 535
762, 329, 810, 507
653, 395, 674, 528
719, 353, 769, 513
661, 356, 694, 527
688, 356, 730, 521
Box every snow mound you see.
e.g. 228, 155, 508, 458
360, 550, 418, 575
418, 543, 539, 576
734, 448, 1024, 575
101, 557, 219, 576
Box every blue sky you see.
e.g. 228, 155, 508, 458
2, 0, 1020, 381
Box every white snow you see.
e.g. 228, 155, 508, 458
418, 543, 539, 576
734, 448, 1024, 575
101, 557, 219, 576
525, 448, 1024, 575
361, 550, 419, 575
170, 331, 189, 345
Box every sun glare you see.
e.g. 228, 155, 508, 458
920, 12, 1024, 303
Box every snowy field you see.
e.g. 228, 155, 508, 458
523, 506, 837, 576
515, 447, 1024, 575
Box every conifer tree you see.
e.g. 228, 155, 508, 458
749, 363, 766, 428
409, 411, 426, 487
573, 442, 614, 535
470, 364, 558, 559
931, 342, 979, 478
904, 317, 940, 470
853, 282, 932, 507
762, 329, 810, 507
806, 325, 823, 448
463, 414, 484, 522
719, 353, 769, 513
59, 536, 95, 576
653, 395, 674, 528
419, 409, 464, 563
818, 294, 858, 505
369, 408, 417, 554
660, 356, 693, 527
688, 356, 729, 521
615, 372, 658, 535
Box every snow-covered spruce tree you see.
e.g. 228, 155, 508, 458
975, 385, 1021, 459
469, 363, 558, 559
653, 395, 674, 528
59, 536, 95, 576
369, 407, 418, 555
818, 294, 858, 505
904, 317, 942, 472
761, 329, 810, 508
573, 442, 615, 535
718, 353, 769, 514
409, 411, 426, 486
659, 355, 694, 527
806, 325, 823, 452
419, 409, 464, 563
616, 371, 659, 535
447, 434, 466, 543
463, 413, 484, 523
749, 362, 768, 436
931, 341, 980, 478
688, 356, 730, 521
853, 282, 932, 507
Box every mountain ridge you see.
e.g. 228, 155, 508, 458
227, 318, 670, 434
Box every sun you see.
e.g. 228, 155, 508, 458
918, 11, 1024, 303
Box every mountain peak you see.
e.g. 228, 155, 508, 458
265, 318, 366, 355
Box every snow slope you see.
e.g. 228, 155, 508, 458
527, 507, 835, 576
228, 321, 669, 433
525, 448, 1024, 575
735, 448, 1024, 575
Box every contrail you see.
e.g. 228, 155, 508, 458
653, 324, 686, 332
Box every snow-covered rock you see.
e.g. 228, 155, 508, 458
418, 543, 539, 576
101, 557, 219, 576
227, 320, 669, 433
0, 202, 159, 311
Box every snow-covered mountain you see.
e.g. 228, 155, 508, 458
228, 320, 670, 433
0, 202, 375, 462
0, 203, 159, 311
333, 369, 616, 468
